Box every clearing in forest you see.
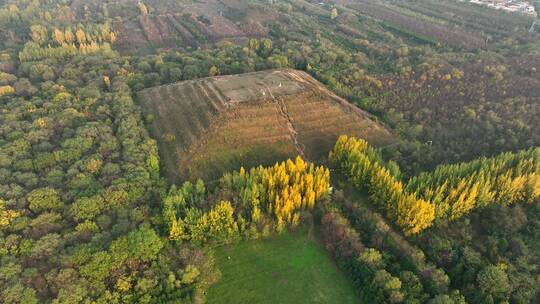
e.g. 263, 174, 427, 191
206, 227, 360, 304
138, 69, 395, 181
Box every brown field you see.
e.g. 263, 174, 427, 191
102, 0, 270, 53
342, 0, 485, 49
64, 0, 270, 52
138, 69, 395, 182
68, 0, 537, 54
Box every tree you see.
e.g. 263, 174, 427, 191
209, 65, 218, 76
13, 78, 37, 97
103, 75, 111, 89
428, 295, 455, 304
395, 195, 435, 235
2, 284, 39, 304
476, 265, 510, 298
330, 8, 338, 20
374, 269, 404, 303
261, 38, 272, 51
181, 265, 200, 284
138, 2, 149, 16
358, 248, 384, 268
27, 188, 63, 213
188, 201, 239, 244
85, 158, 103, 174
248, 38, 259, 51
69, 196, 104, 221
109, 32, 117, 44
30, 25, 48, 45
53, 285, 88, 304
30, 233, 62, 258
0, 85, 15, 96
330, 136, 435, 234
80, 251, 112, 281
53, 28, 64, 45
0, 199, 20, 228
127, 225, 164, 262
259, 38, 273, 57
75, 29, 87, 44
64, 29, 75, 43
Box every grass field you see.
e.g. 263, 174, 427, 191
206, 227, 360, 304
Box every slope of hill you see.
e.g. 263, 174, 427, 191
138, 69, 395, 181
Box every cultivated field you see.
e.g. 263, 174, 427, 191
70, 0, 271, 52
206, 227, 360, 304
138, 69, 395, 181
334, 0, 536, 48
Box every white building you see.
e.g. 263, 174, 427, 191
467, 0, 537, 16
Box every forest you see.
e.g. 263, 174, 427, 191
0, 0, 539, 303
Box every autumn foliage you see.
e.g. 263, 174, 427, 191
329, 135, 435, 235
331, 136, 540, 235
407, 147, 540, 220
164, 157, 330, 243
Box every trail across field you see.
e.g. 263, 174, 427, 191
206, 227, 360, 304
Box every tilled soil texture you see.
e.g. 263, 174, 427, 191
138, 69, 396, 182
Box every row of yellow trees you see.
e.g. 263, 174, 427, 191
164, 157, 331, 244
20, 24, 117, 62
406, 148, 540, 220
329, 135, 435, 235
220, 156, 330, 231
19, 41, 113, 62
330, 135, 540, 235
30, 24, 116, 46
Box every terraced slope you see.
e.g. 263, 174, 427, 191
138, 69, 395, 181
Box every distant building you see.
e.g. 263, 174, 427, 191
466, 0, 537, 16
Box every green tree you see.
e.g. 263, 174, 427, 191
127, 226, 164, 262
181, 265, 200, 284
30, 25, 48, 45
248, 38, 259, 51
358, 248, 384, 269
209, 65, 218, 76
30, 233, 61, 258
27, 188, 63, 213
80, 251, 113, 281
69, 195, 105, 221
476, 265, 510, 298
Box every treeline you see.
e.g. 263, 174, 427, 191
19, 23, 116, 62
329, 135, 435, 235
9, 10, 116, 62
14, 18, 117, 62
418, 200, 540, 303
29, 24, 116, 46
19, 41, 114, 62
164, 157, 330, 244
0, 51, 217, 303
0, 1, 116, 51
330, 136, 540, 235
406, 148, 540, 220
369, 57, 540, 174
335, 194, 456, 295
319, 204, 465, 303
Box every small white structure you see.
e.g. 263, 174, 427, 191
466, 0, 537, 16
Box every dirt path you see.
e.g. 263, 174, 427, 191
264, 85, 307, 160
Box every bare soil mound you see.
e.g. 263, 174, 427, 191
138, 69, 395, 181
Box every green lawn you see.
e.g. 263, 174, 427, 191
206, 227, 360, 304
